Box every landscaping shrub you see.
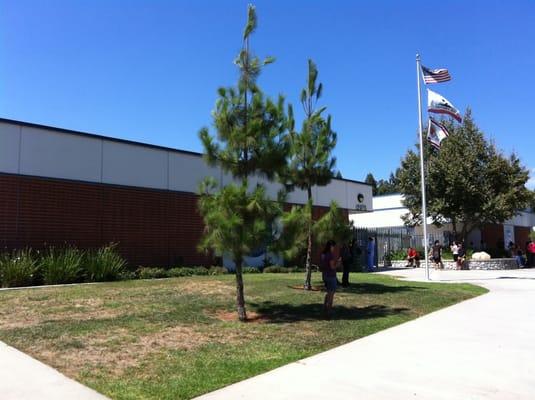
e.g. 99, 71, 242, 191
84, 243, 126, 282
263, 266, 289, 273
0, 249, 39, 288
207, 266, 228, 275
138, 267, 168, 280
41, 247, 83, 285
242, 266, 261, 274
486, 247, 509, 258
167, 267, 209, 277
386, 249, 410, 261
118, 270, 137, 281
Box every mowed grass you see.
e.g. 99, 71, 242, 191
0, 273, 487, 399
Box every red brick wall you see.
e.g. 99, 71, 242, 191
1, 174, 347, 267
481, 224, 504, 249
515, 226, 531, 250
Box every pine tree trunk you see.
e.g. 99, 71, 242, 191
234, 257, 247, 322
304, 187, 313, 290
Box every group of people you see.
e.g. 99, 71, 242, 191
320, 236, 535, 318
509, 239, 535, 268
405, 240, 467, 270
448, 240, 467, 270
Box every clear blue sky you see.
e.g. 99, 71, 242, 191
1, 0, 534, 187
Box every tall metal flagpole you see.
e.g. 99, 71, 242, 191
416, 54, 430, 280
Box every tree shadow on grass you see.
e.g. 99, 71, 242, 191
339, 282, 426, 295
249, 301, 409, 323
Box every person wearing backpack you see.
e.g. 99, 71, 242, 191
321, 240, 340, 318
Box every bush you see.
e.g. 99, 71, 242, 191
208, 266, 228, 275
84, 243, 126, 282
242, 266, 261, 274
263, 266, 290, 273
168, 267, 209, 277
386, 249, 410, 261
41, 247, 83, 285
138, 267, 168, 280
486, 247, 509, 258
118, 270, 137, 281
0, 249, 39, 288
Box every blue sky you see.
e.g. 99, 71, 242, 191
1, 0, 534, 187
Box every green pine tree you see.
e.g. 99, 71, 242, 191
282, 59, 337, 290
198, 5, 288, 321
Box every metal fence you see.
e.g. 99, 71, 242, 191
353, 226, 451, 267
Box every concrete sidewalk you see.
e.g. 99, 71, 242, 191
0, 341, 109, 400
195, 269, 535, 400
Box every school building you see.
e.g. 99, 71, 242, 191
0, 118, 372, 267
350, 193, 535, 250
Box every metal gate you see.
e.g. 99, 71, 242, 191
353, 227, 448, 267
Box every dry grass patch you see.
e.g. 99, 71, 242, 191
27, 325, 213, 378
179, 280, 234, 297
0, 296, 125, 330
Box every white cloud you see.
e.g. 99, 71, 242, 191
528, 168, 535, 190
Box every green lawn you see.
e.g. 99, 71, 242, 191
0, 273, 487, 399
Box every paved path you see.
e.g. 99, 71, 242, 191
195, 268, 535, 400
0, 341, 109, 400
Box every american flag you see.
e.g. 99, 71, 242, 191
421, 65, 451, 84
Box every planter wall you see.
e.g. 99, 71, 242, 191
389, 258, 519, 270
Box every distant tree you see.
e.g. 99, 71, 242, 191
376, 170, 401, 195
398, 109, 532, 241
198, 5, 288, 321
282, 59, 337, 290
335, 171, 343, 179
364, 173, 377, 195
365, 171, 400, 196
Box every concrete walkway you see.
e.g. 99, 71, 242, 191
195, 268, 535, 400
0, 341, 109, 400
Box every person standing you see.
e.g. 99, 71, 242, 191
457, 242, 466, 270
321, 240, 339, 318
450, 241, 459, 263
366, 237, 376, 272
340, 241, 353, 287
527, 239, 535, 268
429, 240, 443, 270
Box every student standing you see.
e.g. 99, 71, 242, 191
526, 239, 535, 267
429, 240, 443, 270
366, 237, 375, 272
450, 241, 459, 263
321, 240, 339, 318
457, 242, 466, 270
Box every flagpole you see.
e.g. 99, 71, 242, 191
416, 54, 430, 280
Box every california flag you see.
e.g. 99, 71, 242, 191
427, 89, 462, 122
427, 117, 450, 149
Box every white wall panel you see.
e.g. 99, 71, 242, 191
102, 141, 167, 189
346, 181, 373, 212
316, 179, 347, 208
286, 188, 308, 205
169, 152, 220, 193
0, 122, 21, 173
1, 120, 373, 210
20, 127, 102, 182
